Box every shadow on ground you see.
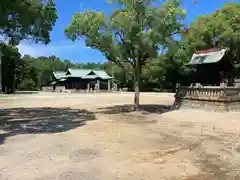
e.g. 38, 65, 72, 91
0, 107, 96, 144
98, 104, 172, 114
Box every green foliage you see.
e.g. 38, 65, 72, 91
65, 0, 185, 67
2, 1, 239, 96
183, 3, 240, 76
0, 0, 57, 44
65, 0, 186, 109
0, 43, 189, 93
16, 55, 109, 90
19, 79, 36, 91
0, 43, 21, 93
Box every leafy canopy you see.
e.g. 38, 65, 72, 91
0, 0, 57, 44
183, 3, 240, 74
65, 0, 185, 68
65, 0, 185, 109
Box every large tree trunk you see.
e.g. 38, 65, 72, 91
134, 59, 140, 111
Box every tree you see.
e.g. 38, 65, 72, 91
0, 0, 57, 93
63, 59, 72, 71
19, 79, 36, 90
65, 0, 185, 110
182, 3, 240, 82
104, 61, 134, 89
0, 44, 21, 93
0, 0, 57, 44
143, 56, 169, 91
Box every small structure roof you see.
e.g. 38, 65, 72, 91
188, 48, 227, 65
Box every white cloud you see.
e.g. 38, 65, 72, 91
17, 40, 88, 58
18, 43, 45, 57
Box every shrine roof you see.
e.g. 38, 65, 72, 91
188, 48, 227, 65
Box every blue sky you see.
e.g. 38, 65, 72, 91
18, 0, 240, 63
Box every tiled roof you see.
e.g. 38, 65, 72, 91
188, 48, 227, 65
93, 70, 113, 79
82, 75, 99, 79
53, 68, 113, 80
53, 71, 66, 79
67, 68, 92, 77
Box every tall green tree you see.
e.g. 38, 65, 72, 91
0, 0, 57, 44
0, 0, 57, 93
0, 44, 21, 93
65, 0, 185, 110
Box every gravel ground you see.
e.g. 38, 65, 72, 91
0, 92, 240, 180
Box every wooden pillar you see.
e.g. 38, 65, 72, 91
108, 80, 111, 92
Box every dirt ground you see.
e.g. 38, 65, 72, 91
0, 92, 240, 180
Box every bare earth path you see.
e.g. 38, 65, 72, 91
0, 92, 240, 180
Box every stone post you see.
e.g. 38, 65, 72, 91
220, 82, 226, 88
97, 80, 100, 92
176, 83, 180, 92
108, 80, 111, 92
112, 83, 117, 92
87, 83, 90, 93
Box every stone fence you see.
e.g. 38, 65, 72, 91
41, 85, 124, 93
41, 86, 66, 92
175, 86, 240, 101
174, 86, 240, 111
41, 86, 53, 92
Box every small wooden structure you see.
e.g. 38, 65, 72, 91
42, 68, 114, 93
174, 48, 240, 111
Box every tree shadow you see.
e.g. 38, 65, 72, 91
0, 133, 7, 144
98, 104, 172, 114
0, 107, 96, 144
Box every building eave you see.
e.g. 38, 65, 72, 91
187, 48, 227, 66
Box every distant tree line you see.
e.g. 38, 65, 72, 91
0, 43, 190, 93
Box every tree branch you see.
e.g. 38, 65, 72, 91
105, 52, 124, 69
115, 31, 135, 66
